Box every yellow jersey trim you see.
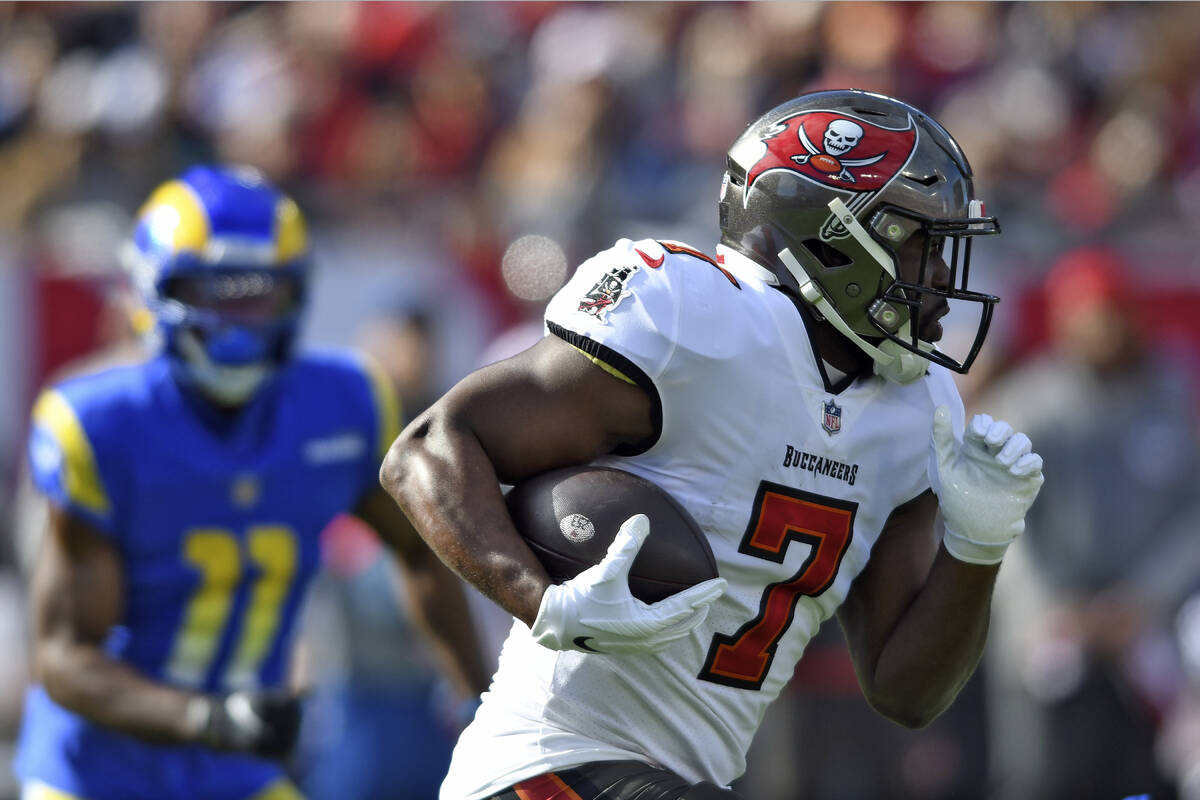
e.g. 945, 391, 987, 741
357, 353, 401, 459
32, 390, 111, 515
568, 343, 635, 385
246, 777, 306, 800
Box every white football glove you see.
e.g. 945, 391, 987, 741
530, 514, 727, 654
929, 406, 1045, 565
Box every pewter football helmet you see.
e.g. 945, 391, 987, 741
717, 89, 999, 383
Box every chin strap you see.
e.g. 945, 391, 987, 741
825, 197, 897, 279
720, 206, 933, 385
872, 338, 932, 384
779, 197, 935, 385
779, 249, 929, 385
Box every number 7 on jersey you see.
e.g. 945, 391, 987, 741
699, 482, 857, 690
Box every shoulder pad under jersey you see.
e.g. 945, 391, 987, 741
545, 238, 740, 383
26, 363, 157, 535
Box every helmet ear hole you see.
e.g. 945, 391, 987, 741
906, 171, 941, 187
799, 238, 852, 269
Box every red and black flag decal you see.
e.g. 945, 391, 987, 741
745, 111, 918, 199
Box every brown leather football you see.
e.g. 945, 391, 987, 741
505, 465, 719, 603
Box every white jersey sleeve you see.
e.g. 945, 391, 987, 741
545, 237, 680, 381
544, 237, 743, 455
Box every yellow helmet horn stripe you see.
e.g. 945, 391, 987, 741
137, 178, 307, 267
137, 180, 211, 258
273, 196, 307, 265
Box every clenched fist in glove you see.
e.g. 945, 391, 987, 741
531, 514, 727, 654
929, 406, 1045, 565
186, 688, 302, 759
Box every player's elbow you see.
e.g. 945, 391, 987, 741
872, 698, 943, 730
378, 443, 406, 501
862, 683, 952, 729
379, 416, 431, 502
37, 636, 91, 711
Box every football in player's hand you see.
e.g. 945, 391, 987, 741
505, 466, 718, 603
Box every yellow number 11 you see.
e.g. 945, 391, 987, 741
165, 525, 298, 689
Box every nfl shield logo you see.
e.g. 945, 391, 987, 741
822, 399, 842, 436
231, 473, 260, 508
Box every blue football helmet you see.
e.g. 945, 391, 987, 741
124, 165, 309, 406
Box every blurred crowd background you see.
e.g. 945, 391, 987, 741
2, 2, 1200, 799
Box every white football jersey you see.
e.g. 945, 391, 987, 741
440, 238, 964, 799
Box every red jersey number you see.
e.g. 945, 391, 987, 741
699, 481, 856, 690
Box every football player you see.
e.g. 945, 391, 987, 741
380, 89, 1045, 799
16, 165, 489, 800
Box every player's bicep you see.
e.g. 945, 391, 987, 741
32, 505, 124, 652
837, 490, 940, 675
440, 334, 654, 484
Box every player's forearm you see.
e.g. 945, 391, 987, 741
38, 637, 199, 743
380, 413, 551, 627
861, 547, 997, 728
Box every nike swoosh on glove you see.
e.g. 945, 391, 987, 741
531, 514, 727, 654
929, 406, 1045, 565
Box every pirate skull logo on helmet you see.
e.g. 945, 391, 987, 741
823, 119, 863, 157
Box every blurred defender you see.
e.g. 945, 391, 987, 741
15, 166, 487, 800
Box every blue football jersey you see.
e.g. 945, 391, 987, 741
15, 349, 399, 800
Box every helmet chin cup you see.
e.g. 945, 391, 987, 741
176, 328, 271, 406
787, 252, 930, 386
872, 338, 928, 384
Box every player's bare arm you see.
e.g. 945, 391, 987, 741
839, 407, 1044, 728
33, 506, 198, 743
837, 490, 997, 728
380, 334, 655, 626
353, 486, 491, 697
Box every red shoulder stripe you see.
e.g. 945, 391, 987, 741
659, 241, 740, 289
659, 240, 717, 266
